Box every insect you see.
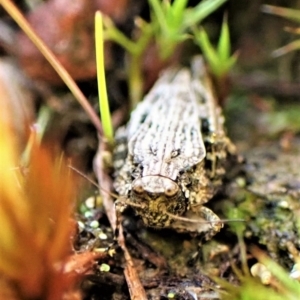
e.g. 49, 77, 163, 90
113, 57, 234, 240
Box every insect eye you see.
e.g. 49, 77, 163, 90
164, 182, 179, 197
171, 149, 180, 158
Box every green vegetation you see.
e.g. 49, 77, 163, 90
194, 15, 238, 78
21, 106, 52, 166
148, 0, 228, 59
103, 0, 229, 109
220, 249, 300, 300
222, 202, 300, 300
95, 12, 113, 144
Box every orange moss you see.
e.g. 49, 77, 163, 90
0, 94, 81, 299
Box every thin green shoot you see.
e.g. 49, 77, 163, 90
194, 15, 237, 78
218, 14, 231, 63
95, 11, 113, 143
149, 0, 227, 60
103, 15, 153, 57
103, 16, 138, 55
103, 16, 153, 109
254, 248, 300, 299
103, 0, 227, 108
21, 106, 51, 166
183, 0, 228, 28
215, 220, 300, 300
226, 204, 249, 276
148, 0, 170, 35
148, 0, 188, 59
35, 106, 51, 144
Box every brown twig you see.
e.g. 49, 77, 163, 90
126, 233, 168, 270
93, 139, 147, 300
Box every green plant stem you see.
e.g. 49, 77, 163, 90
148, 0, 168, 34
21, 106, 51, 166
238, 233, 250, 277
128, 55, 143, 111
126, 23, 154, 109
95, 12, 113, 143
103, 16, 153, 109
0, 0, 103, 135
103, 16, 137, 54
184, 0, 228, 28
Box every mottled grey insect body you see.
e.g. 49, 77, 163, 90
114, 57, 232, 239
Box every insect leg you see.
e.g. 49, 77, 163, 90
113, 199, 128, 242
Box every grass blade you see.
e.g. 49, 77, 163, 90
95, 11, 113, 143
217, 14, 230, 62
148, 0, 169, 35
194, 27, 219, 75
183, 0, 227, 28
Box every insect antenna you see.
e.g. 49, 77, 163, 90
68, 164, 146, 238
166, 212, 244, 224
68, 164, 119, 199
116, 198, 145, 209
68, 165, 146, 210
